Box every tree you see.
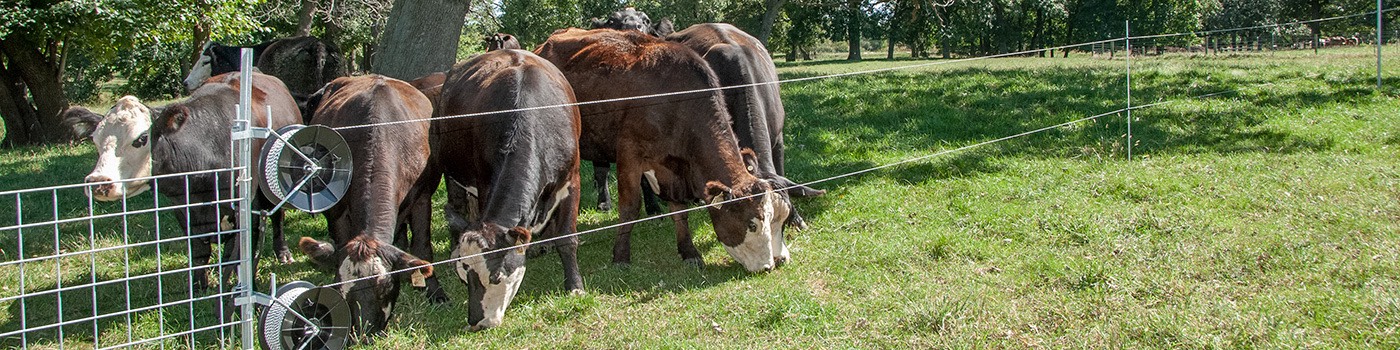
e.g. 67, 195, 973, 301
373, 0, 471, 80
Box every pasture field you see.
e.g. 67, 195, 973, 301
1, 46, 1398, 348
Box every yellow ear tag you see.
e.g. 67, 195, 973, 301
411, 271, 427, 288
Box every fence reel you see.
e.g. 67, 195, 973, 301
257, 124, 353, 213
258, 281, 351, 350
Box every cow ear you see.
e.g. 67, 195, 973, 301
161, 106, 191, 133
508, 227, 532, 253
652, 18, 675, 37
739, 148, 758, 174
705, 181, 732, 207
61, 107, 104, 141
300, 85, 328, 121
402, 258, 434, 279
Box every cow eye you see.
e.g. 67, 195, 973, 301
131, 133, 148, 148
747, 221, 758, 232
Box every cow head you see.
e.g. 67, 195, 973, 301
63, 96, 154, 201
452, 223, 531, 331
483, 33, 521, 51
184, 42, 244, 92
705, 177, 791, 272
594, 7, 652, 33
300, 236, 433, 337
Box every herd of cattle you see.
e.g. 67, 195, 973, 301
55, 8, 825, 339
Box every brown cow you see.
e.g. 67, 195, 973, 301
295, 75, 441, 338
667, 23, 825, 228
536, 28, 791, 272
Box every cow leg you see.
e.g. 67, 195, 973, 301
190, 236, 213, 293
408, 193, 449, 304
269, 210, 292, 264
641, 178, 664, 216
611, 163, 644, 266
552, 180, 584, 292
669, 202, 703, 267
592, 161, 614, 212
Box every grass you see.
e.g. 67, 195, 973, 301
1, 46, 1398, 348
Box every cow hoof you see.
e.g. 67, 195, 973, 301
683, 257, 704, 268
610, 261, 631, 269
597, 202, 612, 212
569, 289, 586, 296
425, 291, 450, 304
275, 250, 294, 265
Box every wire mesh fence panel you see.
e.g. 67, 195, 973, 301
0, 168, 251, 349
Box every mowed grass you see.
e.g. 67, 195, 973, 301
1, 46, 1398, 348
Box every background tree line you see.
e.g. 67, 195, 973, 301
0, 0, 1393, 146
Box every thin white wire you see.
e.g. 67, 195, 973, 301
331, 7, 1394, 134
327, 66, 1338, 289
1132, 7, 1399, 41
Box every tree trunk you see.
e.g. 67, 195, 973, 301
845, 0, 862, 61
295, 0, 318, 37
374, 0, 470, 80
1033, 8, 1046, 57
757, 0, 785, 47
0, 59, 38, 146
887, 26, 896, 60
1, 36, 68, 144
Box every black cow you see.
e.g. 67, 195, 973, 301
667, 23, 825, 227
435, 49, 584, 331
184, 36, 346, 109
483, 33, 521, 51
536, 28, 792, 272
590, 7, 674, 37
148, 72, 299, 291
295, 75, 442, 338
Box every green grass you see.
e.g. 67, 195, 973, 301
2, 46, 1398, 348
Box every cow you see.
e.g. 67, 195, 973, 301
184, 36, 346, 108
483, 33, 521, 51
590, 7, 674, 37
62, 96, 154, 201
181, 41, 276, 92
535, 28, 792, 272
434, 49, 584, 331
666, 23, 825, 228
293, 75, 443, 338
148, 72, 299, 291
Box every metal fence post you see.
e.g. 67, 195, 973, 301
1380, 0, 1385, 90
1126, 20, 1133, 161
236, 48, 256, 350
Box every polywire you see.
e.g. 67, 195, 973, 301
330, 8, 1393, 135
1131, 7, 1400, 41
326, 68, 1338, 289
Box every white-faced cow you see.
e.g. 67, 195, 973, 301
536, 28, 792, 272
62, 96, 154, 201
435, 49, 584, 331
148, 72, 300, 290
666, 23, 825, 227
184, 36, 346, 109
294, 75, 442, 338
483, 33, 521, 51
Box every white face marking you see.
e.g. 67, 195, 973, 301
453, 239, 525, 330
769, 192, 792, 265
643, 170, 661, 194
723, 191, 780, 272
338, 256, 390, 295
183, 46, 214, 92
85, 96, 153, 201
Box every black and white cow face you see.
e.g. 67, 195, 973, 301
330, 237, 434, 337
63, 96, 154, 201
183, 43, 244, 92
706, 179, 791, 272
452, 224, 531, 331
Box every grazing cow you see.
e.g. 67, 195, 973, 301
184, 36, 346, 107
148, 72, 299, 290
62, 96, 154, 201
435, 49, 584, 331
666, 23, 825, 228
294, 75, 442, 337
483, 33, 521, 51
536, 28, 791, 272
